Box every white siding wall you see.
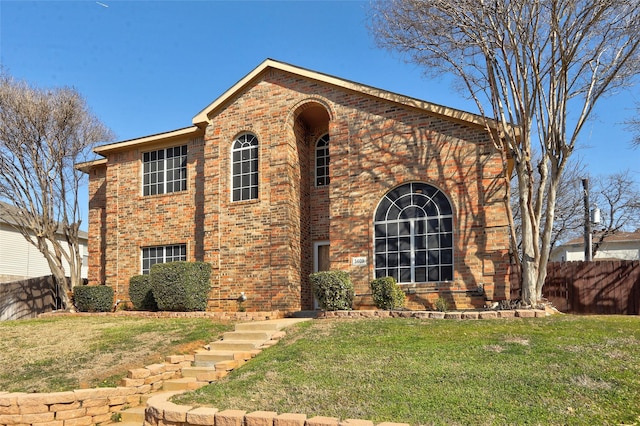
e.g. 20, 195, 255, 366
551, 241, 640, 262
0, 223, 88, 281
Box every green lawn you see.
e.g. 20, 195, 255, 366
0, 316, 231, 392
175, 315, 640, 426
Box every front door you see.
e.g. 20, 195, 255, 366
313, 241, 330, 308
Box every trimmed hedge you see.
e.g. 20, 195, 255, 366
74, 285, 114, 312
150, 262, 211, 311
370, 276, 406, 310
129, 275, 157, 311
310, 270, 354, 311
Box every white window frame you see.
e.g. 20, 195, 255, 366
373, 182, 454, 283
231, 133, 259, 201
141, 244, 187, 275
142, 145, 187, 196
315, 134, 330, 187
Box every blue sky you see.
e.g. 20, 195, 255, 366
1, 1, 639, 230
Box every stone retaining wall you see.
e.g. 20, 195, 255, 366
317, 309, 548, 319
144, 394, 409, 426
0, 355, 192, 426
38, 310, 283, 321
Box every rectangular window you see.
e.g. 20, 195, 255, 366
143, 145, 187, 196
141, 244, 187, 274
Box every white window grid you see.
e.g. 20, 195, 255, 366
143, 145, 187, 196
231, 134, 259, 201
315, 134, 330, 186
141, 244, 187, 275
374, 183, 454, 283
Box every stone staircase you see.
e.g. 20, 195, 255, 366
116, 318, 310, 425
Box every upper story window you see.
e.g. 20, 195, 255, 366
315, 134, 330, 186
231, 133, 259, 201
374, 182, 454, 283
142, 145, 187, 196
141, 244, 186, 275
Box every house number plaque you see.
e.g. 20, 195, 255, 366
351, 257, 367, 266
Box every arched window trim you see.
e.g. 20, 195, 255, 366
231, 133, 259, 202
373, 182, 454, 284
315, 133, 330, 187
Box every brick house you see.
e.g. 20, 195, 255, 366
77, 59, 513, 313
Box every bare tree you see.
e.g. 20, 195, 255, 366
625, 108, 640, 146
512, 156, 587, 254
0, 73, 113, 308
370, 0, 640, 304
591, 170, 640, 256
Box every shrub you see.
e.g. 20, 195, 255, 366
129, 275, 157, 311
74, 285, 114, 312
310, 270, 354, 311
434, 297, 449, 312
370, 276, 406, 310
150, 262, 211, 311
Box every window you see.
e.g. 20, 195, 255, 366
374, 182, 453, 283
143, 145, 187, 196
141, 244, 186, 274
231, 133, 259, 201
315, 134, 330, 186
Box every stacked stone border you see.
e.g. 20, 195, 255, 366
317, 309, 548, 320
38, 310, 284, 321
144, 392, 409, 426
0, 309, 549, 426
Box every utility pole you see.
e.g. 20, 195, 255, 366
582, 178, 592, 261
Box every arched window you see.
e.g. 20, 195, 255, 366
231, 133, 258, 201
315, 134, 330, 186
374, 182, 453, 283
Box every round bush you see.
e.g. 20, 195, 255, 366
74, 285, 114, 312
310, 270, 354, 311
150, 262, 211, 311
129, 275, 157, 311
370, 276, 406, 310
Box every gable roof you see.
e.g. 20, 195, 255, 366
192, 58, 491, 128
84, 59, 507, 160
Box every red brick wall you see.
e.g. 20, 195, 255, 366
87, 68, 512, 312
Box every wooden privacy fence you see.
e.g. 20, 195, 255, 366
543, 260, 640, 315
0, 275, 62, 320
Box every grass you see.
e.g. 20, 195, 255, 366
0, 315, 232, 392
175, 315, 640, 426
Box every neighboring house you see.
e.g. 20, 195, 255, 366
551, 230, 640, 262
0, 201, 88, 283
77, 59, 514, 313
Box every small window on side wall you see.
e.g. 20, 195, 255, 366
315, 134, 330, 187
141, 244, 186, 275
231, 133, 259, 201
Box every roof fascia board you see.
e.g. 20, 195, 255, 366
93, 126, 202, 155
75, 158, 107, 173
192, 58, 492, 129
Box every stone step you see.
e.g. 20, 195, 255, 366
162, 377, 209, 391
222, 331, 272, 341
209, 340, 264, 351
181, 366, 217, 378
193, 350, 236, 366
120, 406, 145, 423
233, 322, 283, 332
